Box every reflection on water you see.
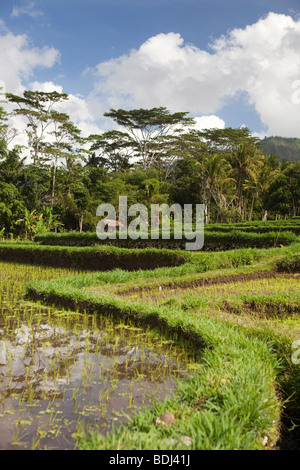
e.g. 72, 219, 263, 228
0, 262, 191, 450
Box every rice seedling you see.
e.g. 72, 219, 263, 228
22, 243, 300, 450
0, 260, 193, 450
1, 241, 299, 450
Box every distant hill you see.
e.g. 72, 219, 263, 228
260, 136, 300, 162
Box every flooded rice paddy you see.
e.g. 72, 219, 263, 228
0, 262, 193, 450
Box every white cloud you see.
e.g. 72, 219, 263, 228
193, 115, 225, 131
0, 33, 59, 156
29, 80, 63, 94
89, 12, 300, 137
11, 2, 44, 19
0, 27, 101, 156
2, 12, 300, 145
0, 30, 60, 95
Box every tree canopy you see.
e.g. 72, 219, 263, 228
0, 90, 298, 237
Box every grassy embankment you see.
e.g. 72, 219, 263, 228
22, 241, 300, 450
34, 227, 298, 250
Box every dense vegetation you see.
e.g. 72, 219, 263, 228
1, 88, 299, 451
0, 89, 299, 241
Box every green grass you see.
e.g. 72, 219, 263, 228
27, 282, 282, 450
0, 238, 294, 449
0, 261, 199, 450
0, 242, 190, 271
23, 242, 300, 450
78, 314, 280, 450
34, 229, 299, 250
25, 243, 298, 298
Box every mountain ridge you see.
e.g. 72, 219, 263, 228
260, 136, 300, 162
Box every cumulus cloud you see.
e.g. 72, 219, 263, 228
89, 12, 300, 137
2, 12, 300, 143
0, 26, 103, 156
193, 116, 225, 131
0, 31, 60, 154
0, 30, 60, 95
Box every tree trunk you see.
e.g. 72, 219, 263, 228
51, 156, 58, 208
262, 209, 268, 221
243, 191, 248, 221
79, 215, 83, 233
248, 193, 256, 221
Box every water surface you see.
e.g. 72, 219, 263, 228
0, 262, 191, 450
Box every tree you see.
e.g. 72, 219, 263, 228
200, 153, 234, 223
265, 162, 300, 218
254, 153, 281, 220
0, 181, 25, 236
229, 140, 264, 219
197, 127, 260, 153
88, 131, 133, 172
103, 107, 195, 170
39, 111, 82, 207
16, 208, 40, 240
6, 90, 69, 164
20, 164, 51, 211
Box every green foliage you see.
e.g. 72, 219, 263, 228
34, 228, 299, 250
276, 253, 300, 273
0, 242, 190, 270
0, 92, 299, 238
25, 244, 299, 450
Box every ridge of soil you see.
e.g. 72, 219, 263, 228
116, 270, 298, 297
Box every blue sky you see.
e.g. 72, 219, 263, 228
0, 0, 300, 138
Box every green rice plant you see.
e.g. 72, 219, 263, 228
25, 266, 285, 449
276, 253, 300, 273
0, 260, 195, 450
0, 242, 190, 271
1, 239, 300, 450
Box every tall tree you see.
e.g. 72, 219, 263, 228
6, 90, 69, 164
200, 153, 234, 223
265, 162, 300, 218
39, 111, 82, 207
254, 153, 281, 220
88, 130, 133, 172
197, 127, 260, 153
229, 140, 264, 219
103, 107, 195, 170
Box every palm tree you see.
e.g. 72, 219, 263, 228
229, 141, 264, 219
256, 154, 281, 220
197, 153, 233, 223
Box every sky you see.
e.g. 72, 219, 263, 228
0, 0, 300, 142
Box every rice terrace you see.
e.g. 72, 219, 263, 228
0, 218, 299, 450
1, 3, 300, 451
